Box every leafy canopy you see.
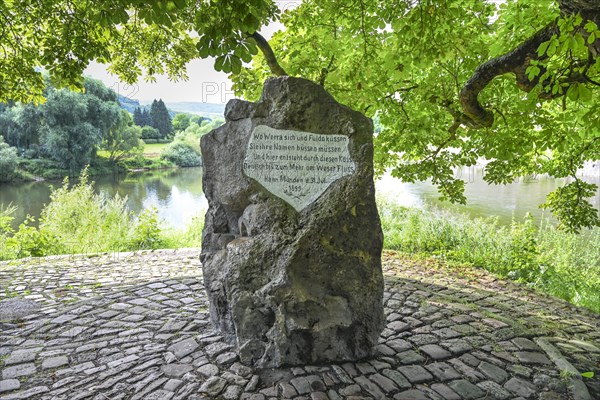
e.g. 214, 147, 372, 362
2, 0, 599, 231
232, 0, 600, 232
0, 0, 279, 103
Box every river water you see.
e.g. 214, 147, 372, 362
1, 166, 599, 229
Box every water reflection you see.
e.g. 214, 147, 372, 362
0, 167, 207, 229
377, 167, 600, 225
1, 166, 598, 229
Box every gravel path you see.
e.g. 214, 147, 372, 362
0, 249, 598, 400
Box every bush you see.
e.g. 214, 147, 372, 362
160, 141, 201, 167
5, 216, 58, 258
119, 154, 173, 170
38, 168, 132, 254
22, 145, 40, 159
143, 139, 158, 144
128, 207, 165, 249
18, 158, 69, 179
141, 126, 161, 140
0, 204, 16, 259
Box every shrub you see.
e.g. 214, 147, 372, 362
38, 168, 132, 254
5, 216, 58, 258
120, 154, 173, 170
0, 204, 16, 259
160, 141, 201, 167
18, 158, 69, 179
129, 207, 165, 250
141, 126, 161, 140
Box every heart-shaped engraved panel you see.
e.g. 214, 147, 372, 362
243, 125, 356, 212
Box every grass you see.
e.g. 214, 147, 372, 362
378, 197, 600, 314
143, 143, 170, 158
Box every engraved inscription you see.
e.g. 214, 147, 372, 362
243, 125, 356, 211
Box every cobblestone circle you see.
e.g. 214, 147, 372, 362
1, 249, 599, 400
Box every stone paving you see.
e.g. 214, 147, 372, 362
0, 249, 599, 400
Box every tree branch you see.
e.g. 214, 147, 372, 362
319, 55, 335, 86
251, 32, 287, 77
459, 22, 558, 128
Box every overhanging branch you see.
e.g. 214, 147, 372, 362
251, 32, 288, 77
459, 22, 558, 128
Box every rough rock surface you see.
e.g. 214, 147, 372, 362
0, 299, 41, 322
200, 76, 385, 368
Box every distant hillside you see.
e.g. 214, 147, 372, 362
122, 98, 226, 118
164, 102, 226, 116
118, 95, 141, 113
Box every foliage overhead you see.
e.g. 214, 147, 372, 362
1, 0, 600, 231
0, 0, 280, 103
232, 0, 600, 232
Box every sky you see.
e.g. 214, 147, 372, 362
84, 17, 286, 104
85, 58, 234, 104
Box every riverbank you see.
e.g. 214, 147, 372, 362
2, 173, 600, 315
379, 200, 600, 314
8, 153, 176, 183
0, 249, 598, 399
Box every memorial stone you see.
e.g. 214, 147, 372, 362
200, 76, 384, 368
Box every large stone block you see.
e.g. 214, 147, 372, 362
200, 76, 384, 367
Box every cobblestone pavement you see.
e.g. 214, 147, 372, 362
0, 249, 599, 400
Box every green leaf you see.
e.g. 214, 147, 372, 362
240, 51, 253, 63
578, 85, 592, 102
221, 56, 232, 73
231, 56, 242, 74
197, 42, 209, 58
547, 38, 559, 57
214, 55, 226, 71
588, 32, 596, 45
537, 41, 550, 57
526, 65, 541, 80
585, 21, 598, 33
581, 372, 594, 379
566, 85, 579, 101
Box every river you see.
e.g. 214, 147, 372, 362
1, 166, 599, 229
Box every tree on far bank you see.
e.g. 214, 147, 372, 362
40, 90, 102, 171
0, 136, 18, 182
141, 126, 161, 140
39, 80, 124, 171
101, 109, 144, 164
149, 99, 173, 138
172, 113, 190, 132
133, 107, 151, 127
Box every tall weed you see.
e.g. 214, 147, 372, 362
378, 197, 600, 313
0, 169, 204, 260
